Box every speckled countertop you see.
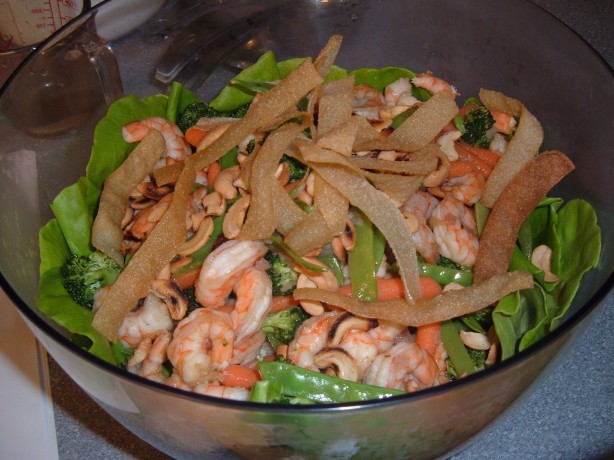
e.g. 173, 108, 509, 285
42, 0, 614, 458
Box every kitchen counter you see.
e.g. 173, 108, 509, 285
8, 0, 614, 458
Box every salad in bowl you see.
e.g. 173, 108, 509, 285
37, 35, 601, 404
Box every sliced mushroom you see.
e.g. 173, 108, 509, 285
530, 244, 560, 282
137, 181, 173, 200
340, 219, 356, 252
178, 216, 214, 256
129, 195, 156, 210
296, 275, 325, 316
150, 279, 188, 321
314, 347, 359, 382
331, 236, 347, 264
223, 194, 251, 239
329, 312, 375, 345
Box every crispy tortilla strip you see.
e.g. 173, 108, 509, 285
92, 130, 165, 266
314, 34, 343, 77
93, 159, 196, 341
293, 271, 533, 326
480, 104, 544, 207
284, 207, 336, 255
479, 88, 523, 117
195, 117, 239, 130
317, 118, 358, 157
272, 182, 306, 235
303, 159, 421, 301
364, 172, 424, 205
239, 123, 305, 240
474, 151, 575, 283
192, 59, 323, 172
353, 92, 458, 152
313, 172, 349, 235
352, 115, 382, 149
317, 77, 354, 138
152, 161, 183, 187
349, 144, 439, 175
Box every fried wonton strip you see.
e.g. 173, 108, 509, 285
93, 159, 196, 341
192, 60, 323, 171
474, 151, 575, 283
272, 183, 306, 235
306, 161, 421, 301
92, 130, 165, 266
314, 34, 343, 77
352, 115, 382, 149
353, 92, 458, 153
349, 144, 439, 175
239, 123, 305, 240
478, 88, 523, 118
152, 161, 183, 186
363, 172, 424, 205
316, 119, 359, 156
317, 77, 354, 137
313, 172, 349, 236
480, 104, 544, 207
293, 271, 533, 326
387, 92, 458, 151
284, 208, 336, 255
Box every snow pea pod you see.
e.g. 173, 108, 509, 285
418, 262, 473, 286
255, 361, 405, 403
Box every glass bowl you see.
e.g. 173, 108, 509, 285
0, 0, 612, 458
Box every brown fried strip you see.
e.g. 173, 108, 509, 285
293, 271, 533, 326
92, 130, 165, 266
474, 151, 575, 283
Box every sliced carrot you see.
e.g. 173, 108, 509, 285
207, 161, 222, 186
416, 321, 441, 357
184, 126, 208, 147
172, 267, 200, 290
448, 160, 476, 178
455, 144, 492, 177
220, 364, 260, 389
458, 142, 500, 168
270, 295, 298, 313
338, 276, 441, 301
419, 276, 443, 299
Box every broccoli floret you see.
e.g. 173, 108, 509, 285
183, 285, 201, 315
437, 256, 465, 271
460, 107, 495, 148
262, 306, 310, 348
177, 101, 250, 133
60, 252, 122, 309
281, 154, 308, 182
445, 348, 488, 381
264, 250, 299, 296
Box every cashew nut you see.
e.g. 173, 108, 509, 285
213, 165, 241, 200
531, 244, 560, 282
201, 191, 226, 216
314, 347, 359, 382
436, 129, 461, 161
422, 150, 451, 188
178, 216, 214, 256
223, 194, 251, 239
459, 330, 491, 350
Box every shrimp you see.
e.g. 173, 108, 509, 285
122, 116, 191, 161
368, 320, 407, 353
363, 341, 440, 392
166, 308, 235, 386
352, 84, 385, 108
118, 294, 174, 348
384, 78, 419, 107
429, 197, 479, 267
232, 331, 267, 366
195, 240, 268, 308
491, 110, 517, 134
138, 330, 172, 383
412, 72, 459, 98
231, 266, 272, 344
193, 383, 250, 401
337, 330, 379, 380
288, 311, 343, 371
431, 170, 485, 206
402, 191, 441, 264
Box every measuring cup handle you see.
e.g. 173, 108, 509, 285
74, 30, 124, 106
